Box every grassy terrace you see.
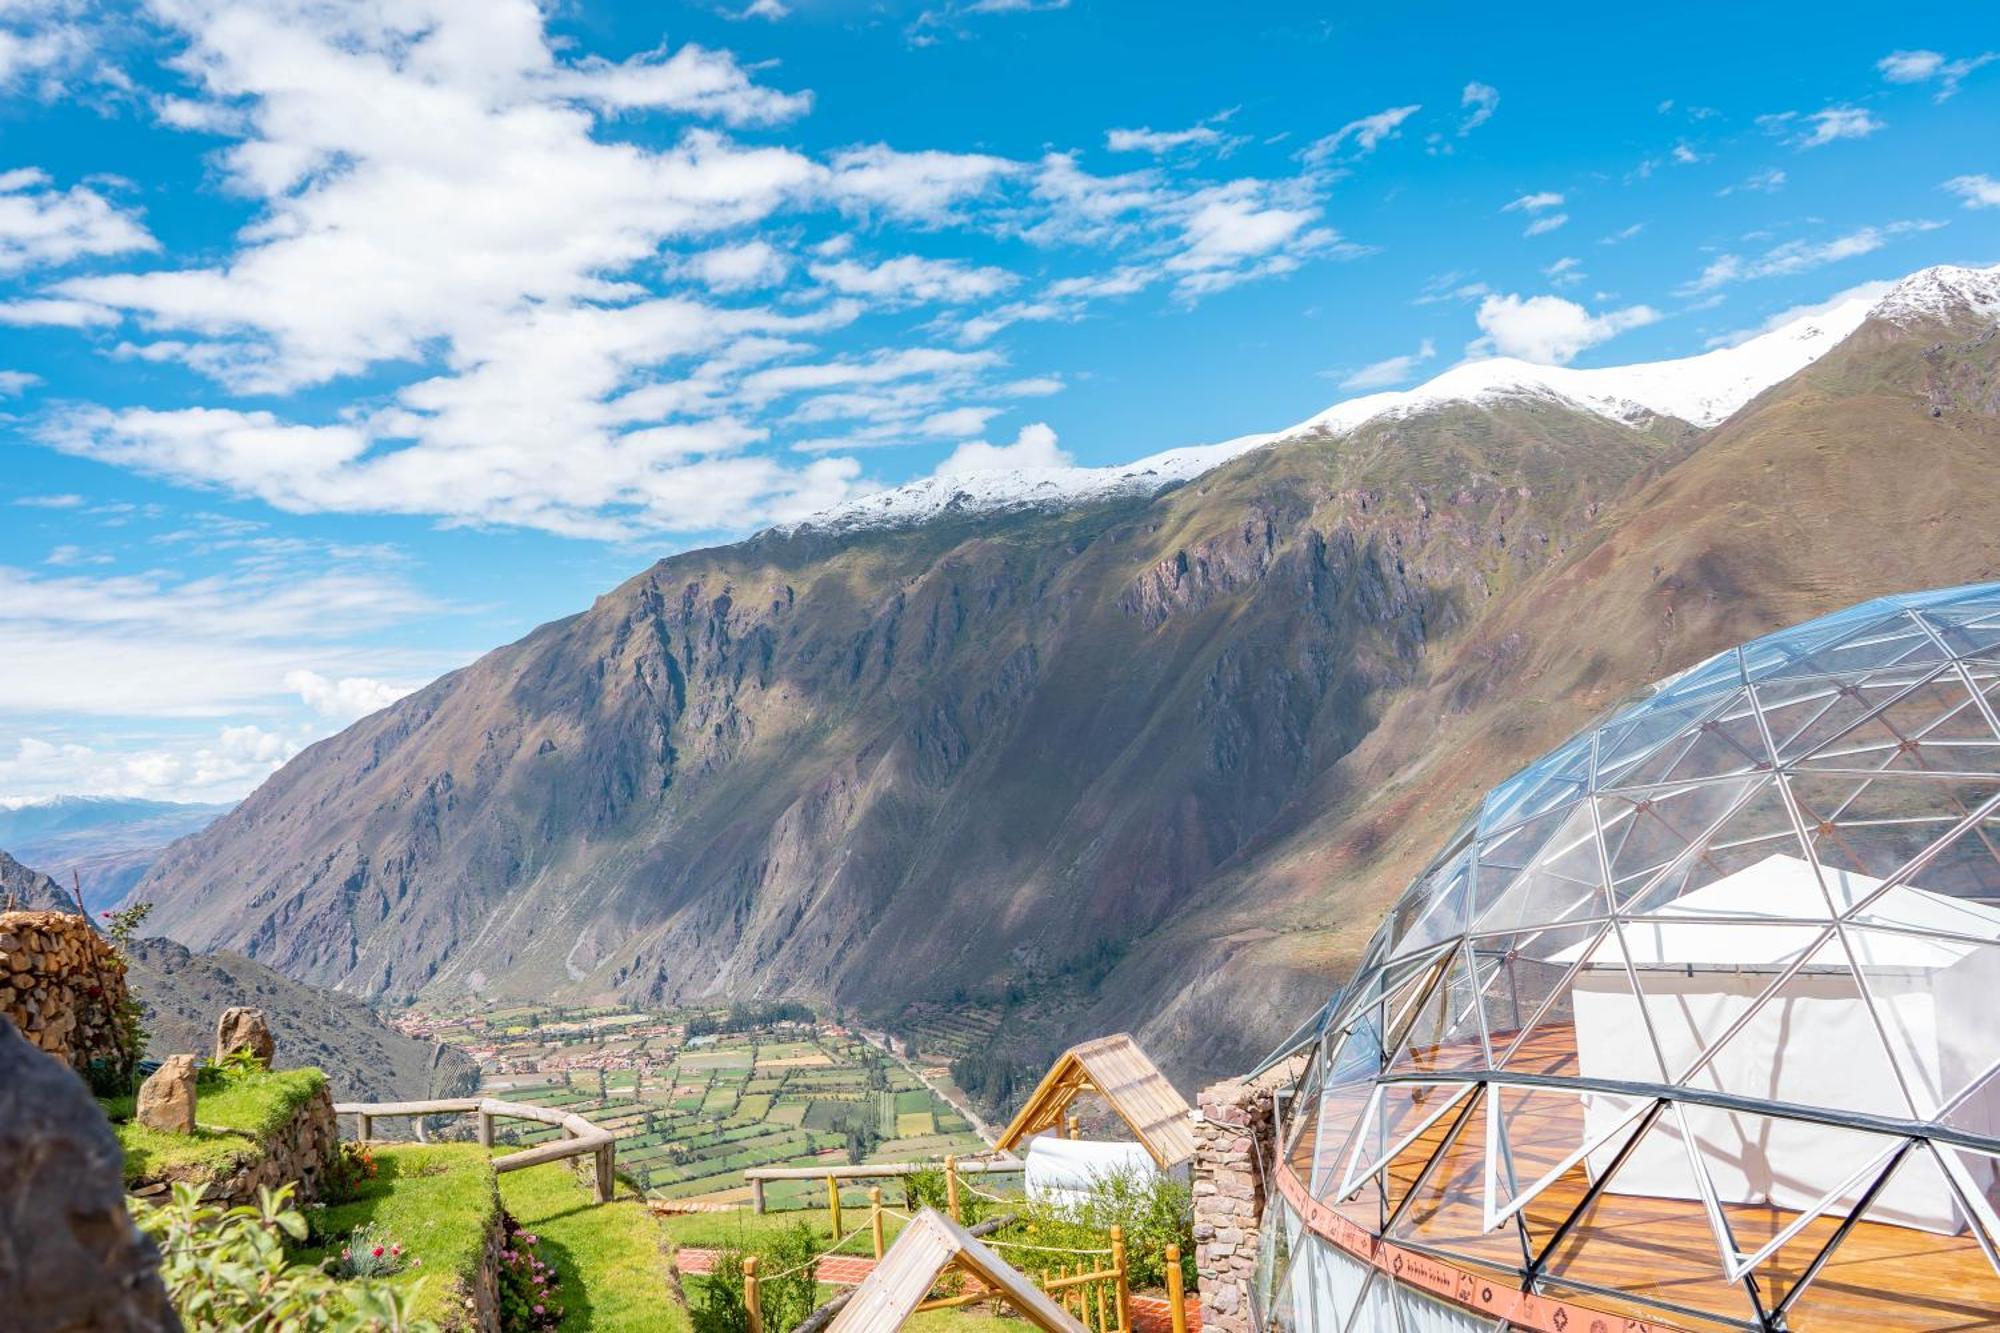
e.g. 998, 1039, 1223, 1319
103, 1066, 327, 1186
300, 1143, 498, 1328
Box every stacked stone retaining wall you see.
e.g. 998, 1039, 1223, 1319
1192, 1075, 1279, 1333
0, 909, 133, 1085
127, 1080, 344, 1210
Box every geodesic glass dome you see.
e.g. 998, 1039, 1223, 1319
1252, 581, 2000, 1333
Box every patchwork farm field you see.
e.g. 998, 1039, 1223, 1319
399, 1002, 988, 1205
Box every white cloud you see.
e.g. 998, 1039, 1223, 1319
933, 422, 1068, 475
809, 254, 1015, 305
1338, 338, 1436, 390
0, 167, 154, 275
685, 240, 792, 292
1305, 104, 1421, 163
1459, 82, 1499, 135
285, 669, 412, 722
13, 493, 85, 508
826, 144, 1017, 222
1878, 48, 1995, 100
1107, 124, 1226, 155
1522, 213, 1569, 237
1472, 293, 1661, 365
1680, 219, 1946, 294
44, 544, 111, 567
0, 727, 302, 805
1504, 191, 1564, 212
1944, 174, 2000, 209
1543, 256, 1585, 286
1768, 106, 1886, 149
0, 369, 37, 395
1599, 223, 1645, 246
1702, 279, 1897, 349
0, 296, 117, 327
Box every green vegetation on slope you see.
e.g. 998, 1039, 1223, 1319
299, 1143, 499, 1328
106, 1066, 327, 1185
497, 1160, 687, 1332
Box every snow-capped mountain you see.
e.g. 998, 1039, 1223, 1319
787, 263, 1998, 534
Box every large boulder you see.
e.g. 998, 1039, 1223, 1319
0, 1020, 180, 1329
213, 1007, 274, 1067
136, 1055, 197, 1135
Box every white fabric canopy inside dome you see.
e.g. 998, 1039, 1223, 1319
1022, 1133, 1170, 1207
1559, 853, 2000, 1234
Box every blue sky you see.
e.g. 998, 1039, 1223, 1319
0, 0, 1996, 803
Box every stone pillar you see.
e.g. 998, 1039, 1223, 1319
1192, 1076, 1277, 1333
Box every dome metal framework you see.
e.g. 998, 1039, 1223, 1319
1253, 581, 2000, 1333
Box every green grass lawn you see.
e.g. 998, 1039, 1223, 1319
298, 1143, 499, 1329
497, 1160, 687, 1332
105, 1067, 328, 1186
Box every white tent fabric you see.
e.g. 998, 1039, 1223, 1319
1563, 854, 2000, 1234
1023, 1134, 1165, 1207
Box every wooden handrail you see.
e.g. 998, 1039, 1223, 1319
740, 1157, 1023, 1182
335, 1096, 618, 1203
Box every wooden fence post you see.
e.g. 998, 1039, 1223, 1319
357, 1113, 371, 1143
869, 1186, 885, 1260
477, 1111, 494, 1148
945, 1155, 960, 1222
594, 1142, 614, 1203
1066, 1114, 1080, 1141
1165, 1244, 1186, 1333
743, 1255, 763, 1333
1110, 1225, 1129, 1333
751, 1177, 767, 1214
826, 1174, 843, 1236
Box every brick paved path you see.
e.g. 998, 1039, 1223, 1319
674, 1247, 1201, 1330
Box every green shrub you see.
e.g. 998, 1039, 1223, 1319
1004, 1168, 1194, 1290
132, 1181, 437, 1332
690, 1220, 820, 1333
901, 1166, 986, 1226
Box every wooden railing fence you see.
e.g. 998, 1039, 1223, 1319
334, 1096, 618, 1203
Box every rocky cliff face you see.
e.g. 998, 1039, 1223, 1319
136, 288, 2000, 1089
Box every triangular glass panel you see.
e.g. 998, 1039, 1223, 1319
1329, 1081, 1474, 1215
1467, 920, 1604, 1073
1790, 773, 2000, 904
1542, 925, 1673, 1084
1790, 671, 2000, 775
1593, 688, 1745, 791
1386, 851, 1473, 961
1303, 1019, 1384, 1196
1925, 603, 2000, 659
1477, 731, 1595, 836
1778, 1144, 2000, 1332
1487, 1084, 1651, 1250
1616, 768, 1808, 912
1608, 689, 1772, 789
1599, 774, 1785, 912
1388, 1087, 1533, 1276
1668, 926, 1929, 1121
1389, 948, 1489, 1075
1537, 1109, 1761, 1327
1755, 608, 1947, 684
1470, 800, 1611, 936
1255, 1198, 1300, 1332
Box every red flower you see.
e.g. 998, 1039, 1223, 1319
371, 1246, 385, 1258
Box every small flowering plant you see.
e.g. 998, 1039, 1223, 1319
497, 1215, 564, 1331
333, 1222, 410, 1279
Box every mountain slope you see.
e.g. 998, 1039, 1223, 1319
0, 848, 85, 914
122, 937, 479, 1107
135, 265, 2000, 1089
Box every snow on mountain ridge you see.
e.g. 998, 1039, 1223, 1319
783, 263, 1997, 535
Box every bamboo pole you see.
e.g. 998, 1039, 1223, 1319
1165, 1245, 1186, 1333
1110, 1226, 1129, 1333
869, 1186, 885, 1260
944, 1155, 960, 1222
743, 1255, 763, 1333
826, 1174, 843, 1236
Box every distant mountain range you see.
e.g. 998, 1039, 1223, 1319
0, 797, 233, 911
133, 264, 2000, 1089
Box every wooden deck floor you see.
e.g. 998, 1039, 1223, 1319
1287, 1024, 2000, 1332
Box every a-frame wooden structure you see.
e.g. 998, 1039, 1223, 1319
827, 1208, 1087, 1332
993, 1033, 1194, 1170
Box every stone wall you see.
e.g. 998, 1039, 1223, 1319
1192, 1075, 1279, 1333
0, 909, 134, 1086
128, 1080, 343, 1211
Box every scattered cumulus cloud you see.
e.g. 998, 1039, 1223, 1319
1543, 256, 1585, 286
1943, 174, 2000, 209
1878, 49, 1995, 101
1336, 338, 1436, 390
1304, 105, 1421, 164
285, 670, 412, 722
1472, 293, 1661, 365
1761, 106, 1885, 150
0, 167, 155, 275
1459, 82, 1499, 135
1680, 219, 1946, 294
933, 421, 1068, 475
